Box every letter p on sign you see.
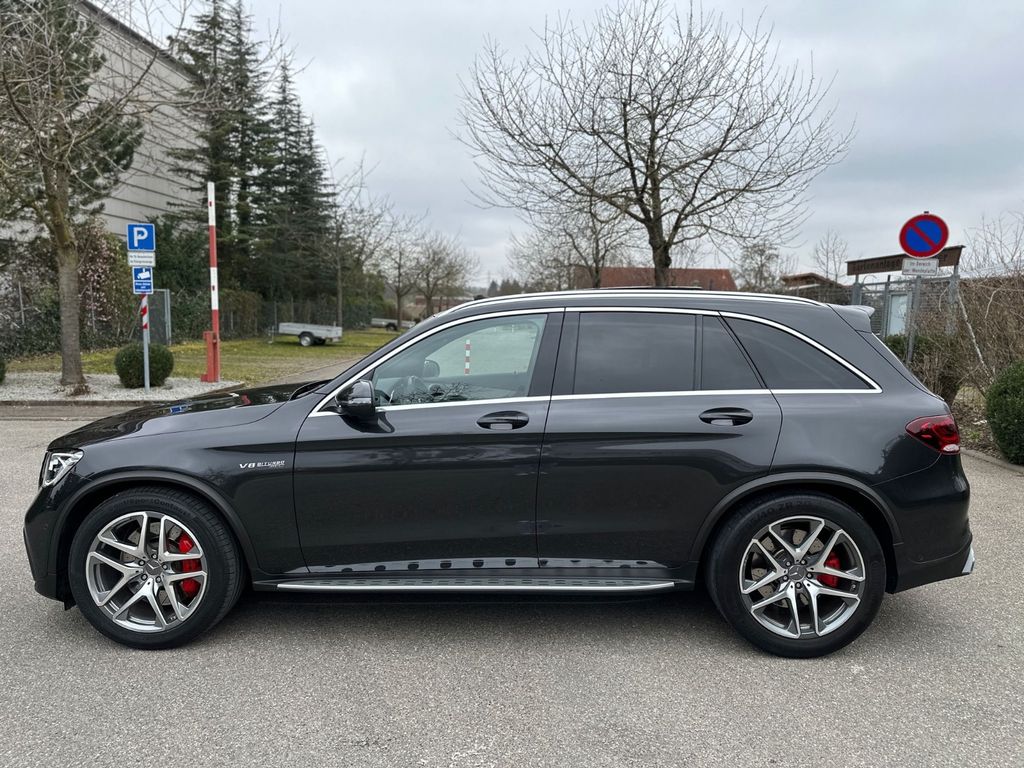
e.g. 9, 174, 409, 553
127, 223, 155, 252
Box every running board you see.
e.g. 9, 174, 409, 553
272, 577, 677, 594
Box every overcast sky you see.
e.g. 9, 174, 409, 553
246, 0, 1024, 283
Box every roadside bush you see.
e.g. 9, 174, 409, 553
114, 343, 174, 388
884, 333, 964, 405
986, 361, 1024, 464
0, 355, 6, 385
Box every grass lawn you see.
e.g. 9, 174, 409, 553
8, 329, 398, 386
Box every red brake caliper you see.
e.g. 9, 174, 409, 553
819, 552, 842, 588
177, 533, 201, 599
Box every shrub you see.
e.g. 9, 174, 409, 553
114, 342, 174, 388
0, 355, 5, 385
884, 333, 963, 406
986, 361, 1024, 464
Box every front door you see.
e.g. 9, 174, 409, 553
536, 310, 782, 574
294, 311, 561, 573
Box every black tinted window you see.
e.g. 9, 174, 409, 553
701, 317, 761, 390
574, 312, 695, 394
726, 318, 870, 390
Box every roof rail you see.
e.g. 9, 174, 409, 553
442, 289, 823, 315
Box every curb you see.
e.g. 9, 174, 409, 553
0, 385, 239, 409
961, 448, 1024, 476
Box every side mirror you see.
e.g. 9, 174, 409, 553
336, 379, 376, 421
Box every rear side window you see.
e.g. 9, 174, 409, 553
726, 318, 871, 390
701, 317, 761, 390
574, 312, 696, 394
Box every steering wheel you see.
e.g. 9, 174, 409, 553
388, 375, 429, 404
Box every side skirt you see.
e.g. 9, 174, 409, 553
255, 576, 682, 594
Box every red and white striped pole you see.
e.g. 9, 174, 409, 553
201, 181, 221, 382
140, 294, 150, 393
464, 338, 471, 375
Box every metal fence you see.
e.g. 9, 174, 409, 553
782, 272, 961, 366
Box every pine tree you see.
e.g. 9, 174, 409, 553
171, 0, 270, 288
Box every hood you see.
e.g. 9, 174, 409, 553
48, 382, 306, 450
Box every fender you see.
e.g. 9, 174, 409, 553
49, 469, 261, 578
687, 470, 903, 563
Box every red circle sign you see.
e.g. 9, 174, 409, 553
899, 213, 949, 258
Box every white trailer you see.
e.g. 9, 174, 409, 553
277, 323, 343, 347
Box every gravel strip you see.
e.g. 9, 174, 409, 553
0, 372, 240, 402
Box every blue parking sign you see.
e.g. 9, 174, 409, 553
132, 266, 154, 295
126, 223, 156, 252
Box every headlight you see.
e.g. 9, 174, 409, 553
39, 450, 83, 488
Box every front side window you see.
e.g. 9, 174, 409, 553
371, 314, 547, 406
573, 312, 696, 394
726, 318, 871, 390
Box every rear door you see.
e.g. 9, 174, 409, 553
535, 310, 782, 572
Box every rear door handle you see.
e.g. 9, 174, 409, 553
699, 407, 754, 426
476, 411, 530, 430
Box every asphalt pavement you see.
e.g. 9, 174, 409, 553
1, 418, 1021, 767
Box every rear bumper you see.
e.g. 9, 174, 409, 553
890, 536, 974, 593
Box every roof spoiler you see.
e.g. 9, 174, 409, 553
831, 304, 875, 333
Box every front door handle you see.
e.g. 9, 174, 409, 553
477, 411, 530, 430
699, 407, 754, 426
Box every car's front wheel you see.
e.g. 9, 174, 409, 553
68, 488, 244, 649
707, 493, 886, 658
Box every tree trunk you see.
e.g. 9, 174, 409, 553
56, 247, 86, 392
43, 168, 87, 392
648, 227, 671, 287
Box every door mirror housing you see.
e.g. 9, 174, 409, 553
336, 379, 376, 421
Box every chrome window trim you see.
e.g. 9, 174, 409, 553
377, 396, 549, 413
551, 390, 771, 401
309, 304, 880, 418
309, 308, 561, 417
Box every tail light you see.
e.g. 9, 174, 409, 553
906, 415, 960, 454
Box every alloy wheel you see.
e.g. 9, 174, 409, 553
738, 515, 866, 639
84, 511, 208, 633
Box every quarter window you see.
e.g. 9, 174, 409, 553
574, 312, 696, 394
726, 318, 871, 390
372, 315, 547, 406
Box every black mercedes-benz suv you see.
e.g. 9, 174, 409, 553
24, 289, 974, 656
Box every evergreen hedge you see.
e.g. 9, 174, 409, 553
114, 343, 174, 388
986, 361, 1024, 465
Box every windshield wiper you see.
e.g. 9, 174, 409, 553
289, 380, 330, 400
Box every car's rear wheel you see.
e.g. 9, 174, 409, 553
707, 493, 886, 658
68, 488, 244, 649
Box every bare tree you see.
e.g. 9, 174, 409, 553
414, 230, 475, 316
509, 203, 634, 290
374, 212, 423, 329
0, 0, 192, 391
458, 0, 850, 286
732, 241, 794, 293
812, 228, 849, 282
955, 210, 1024, 389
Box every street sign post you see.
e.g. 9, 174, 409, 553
899, 212, 949, 258
131, 266, 154, 294
127, 223, 157, 393
901, 257, 939, 277
898, 212, 948, 367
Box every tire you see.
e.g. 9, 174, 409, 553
706, 492, 886, 658
299, 332, 314, 347
385, 323, 397, 332
314, 337, 326, 346
68, 487, 244, 649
